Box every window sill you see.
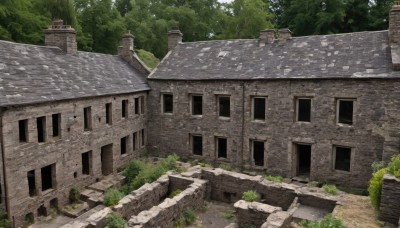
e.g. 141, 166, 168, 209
251, 119, 266, 123
121, 154, 128, 158
163, 112, 174, 116
336, 123, 354, 127
42, 188, 56, 196
217, 157, 229, 161
295, 121, 311, 124
218, 117, 231, 121
190, 115, 203, 118
333, 169, 351, 174
192, 154, 203, 157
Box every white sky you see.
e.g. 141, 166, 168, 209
218, 0, 233, 2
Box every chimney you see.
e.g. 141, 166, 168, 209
278, 28, 292, 45
389, 4, 400, 70
168, 27, 183, 51
259, 29, 275, 46
118, 31, 134, 56
44, 19, 77, 54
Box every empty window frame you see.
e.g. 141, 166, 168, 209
121, 136, 128, 155
140, 96, 145, 114
122, 99, 128, 118
191, 95, 203, 115
218, 96, 230, 118
162, 93, 173, 114
337, 99, 354, 125
252, 140, 265, 166
133, 132, 137, 151
216, 137, 227, 158
140, 129, 145, 147
106, 103, 112, 125
19, 119, 28, 142
334, 146, 352, 172
252, 97, 266, 121
192, 134, 203, 156
82, 151, 92, 175
36, 116, 46, 143
41, 164, 55, 191
52, 113, 61, 138
134, 97, 139, 115
296, 98, 311, 122
84, 107, 92, 131
27, 170, 36, 197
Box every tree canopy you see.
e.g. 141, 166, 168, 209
0, 0, 396, 59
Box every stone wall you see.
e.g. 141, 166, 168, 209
147, 79, 400, 188
234, 200, 282, 227
379, 174, 400, 224
1, 92, 148, 227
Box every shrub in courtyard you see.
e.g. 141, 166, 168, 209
265, 175, 287, 183
369, 168, 387, 210
242, 190, 259, 202
169, 189, 183, 198
174, 208, 196, 228
322, 184, 338, 195
387, 154, 400, 178
0, 209, 11, 228
223, 209, 235, 220
123, 160, 145, 184
104, 188, 124, 206
69, 186, 80, 204
106, 213, 127, 228
298, 214, 344, 228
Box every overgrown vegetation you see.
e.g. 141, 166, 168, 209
223, 209, 236, 220
242, 190, 260, 202
0, 209, 11, 228
69, 186, 80, 204
121, 154, 179, 195
174, 208, 196, 228
106, 213, 127, 228
369, 155, 400, 210
136, 49, 159, 70
104, 188, 124, 206
298, 214, 345, 228
169, 189, 183, 198
322, 184, 338, 195
265, 175, 288, 183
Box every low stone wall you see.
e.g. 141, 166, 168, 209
128, 176, 207, 228
379, 174, 400, 224
234, 200, 282, 227
261, 211, 293, 228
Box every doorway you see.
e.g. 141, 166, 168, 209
101, 144, 113, 176
295, 144, 311, 177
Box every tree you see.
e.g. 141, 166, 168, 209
369, 0, 395, 30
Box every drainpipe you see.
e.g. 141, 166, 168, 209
0, 109, 10, 224
240, 82, 245, 169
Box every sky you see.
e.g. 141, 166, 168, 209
218, 0, 233, 2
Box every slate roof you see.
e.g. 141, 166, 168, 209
0, 40, 150, 107
149, 30, 400, 80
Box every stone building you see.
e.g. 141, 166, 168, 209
0, 20, 150, 226
147, 6, 400, 190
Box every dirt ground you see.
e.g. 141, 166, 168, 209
188, 201, 235, 228
334, 194, 382, 228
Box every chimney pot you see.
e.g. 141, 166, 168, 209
44, 19, 77, 54
259, 29, 275, 46
168, 28, 183, 51
278, 28, 292, 44
120, 31, 134, 54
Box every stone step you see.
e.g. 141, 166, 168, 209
80, 189, 104, 208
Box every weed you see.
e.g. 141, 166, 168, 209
219, 163, 233, 171
69, 186, 80, 204
242, 190, 259, 202
0, 209, 11, 228
106, 213, 127, 228
223, 209, 236, 220
369, 168, 386, 210
169, 189, 183, 198
104, 188, 124, 206
265, 175, 287, 183
387, 154, 400, 178
322, 184, 338, 195
298, 214, 344, 228
307, 181, 319, 188
174, 208, 196, 228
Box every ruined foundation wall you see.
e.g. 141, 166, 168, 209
234, 200, 282, 227
379, 174, 400, 225
2, 92, 148, 227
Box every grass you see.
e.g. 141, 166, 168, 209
298, 214, 344, 228
106, 213, 127, 228
104, 188, 124, 206
169, 189, 183, 198
242, 190, 260, 202
265, 175, 288, 183
174, 208, 196, 228
223, 209, 235, 220
322, 184, 338, 195
136, 49, 160, 69
69, 186, 80, 204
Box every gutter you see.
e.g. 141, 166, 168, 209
0, 109, 9, 221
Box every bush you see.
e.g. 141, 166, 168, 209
298, 214, 344, 228
223, 209, 235, 220
169, 189, 183, 198
0, 209, 11, 228
387, 154, 400, 178
104, 188, 124, 206
369, 168, 387, 210
242, 191, 259, 202
265, 175, 287, 183
136, 49, 160, 70
106, 213, 127, 228
371, 161, 386, 173
69, 187, 80, 204
322, 184, 338, 195
123, 160, 145, 184
174, 208, 196, 228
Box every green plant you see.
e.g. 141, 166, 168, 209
308, 181, 319, 188
298, 214, 344, 228
69, 186, 80, 204
242, 190, 259, 202
265, 175, 287, 183
136, 49, 160, 70
219, 163, 233, 171
0, 209, 11, 228
169, 189, 183, 198
123, 160, 145, 184
106, 213, 127, 228
322, 184, 338, 195
387, 154, 400, 178
371, 161, 386, 173
223, 209, 235, 220
369, 168, 387, 210
174, 208, 196, 228
104, 188, 124, 206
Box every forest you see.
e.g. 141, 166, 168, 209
0, 0, 395, 63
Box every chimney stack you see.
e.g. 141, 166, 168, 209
168, 27, 183, 51
278, 28, 292, 45
118, 31, 134, 56
390, 4, 400, 70
259, 29, 275, 46
44, 19, 77, 54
